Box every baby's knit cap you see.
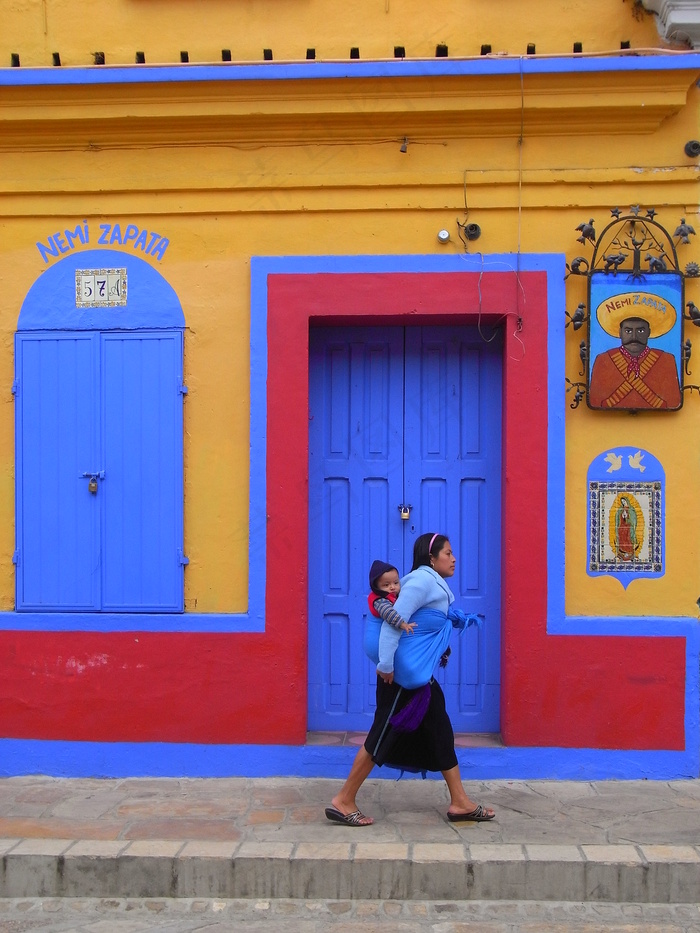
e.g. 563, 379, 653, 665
369, 559, 398, 596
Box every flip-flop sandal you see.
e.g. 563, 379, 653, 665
447, 804, 495, 823
324, 806, 374, 826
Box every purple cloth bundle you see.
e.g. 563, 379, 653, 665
389, 683, 431, 733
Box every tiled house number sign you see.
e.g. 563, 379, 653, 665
75, 268, 127, 308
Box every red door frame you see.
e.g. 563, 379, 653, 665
266, 268, 685, 750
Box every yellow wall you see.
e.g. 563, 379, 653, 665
1, 0, 698, 617
2, 0, 665, 66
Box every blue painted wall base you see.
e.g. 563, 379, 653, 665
0, 740, 695, 781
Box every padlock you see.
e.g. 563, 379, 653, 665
88, 477, 98, 493
398, 504, 411, 520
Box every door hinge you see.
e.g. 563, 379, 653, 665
178, 549, 190, 566
12, 550, 19, 565
11, 380, 18, 396
179, 383, 188, 395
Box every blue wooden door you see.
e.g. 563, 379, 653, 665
15, 330, 186, 612
308, 325, 502, 733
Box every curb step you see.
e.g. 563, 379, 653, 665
1, 840, 698, 903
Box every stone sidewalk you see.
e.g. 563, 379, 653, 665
0, 776, 699, 902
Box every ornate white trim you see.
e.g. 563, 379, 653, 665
642, 0, 700, 48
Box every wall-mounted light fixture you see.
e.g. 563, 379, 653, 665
456, 220, 482, 250
464, 223, 481, 240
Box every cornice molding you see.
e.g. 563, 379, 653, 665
642, 0, 700, 48
1, 65, 699, 150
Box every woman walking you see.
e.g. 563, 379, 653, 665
325, 532, 495, 827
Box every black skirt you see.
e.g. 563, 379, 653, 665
364, 677, 458, 774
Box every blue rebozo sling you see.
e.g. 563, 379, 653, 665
388, 607, 451, 690
367, 605, 482, 691
365, 606, 483, 731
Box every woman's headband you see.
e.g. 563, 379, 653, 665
429, 533, 439, 553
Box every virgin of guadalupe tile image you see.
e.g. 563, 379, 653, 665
587, 447, 664, 588
609, 492, 643, 562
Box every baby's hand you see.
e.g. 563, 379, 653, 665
400, 621, 417, 635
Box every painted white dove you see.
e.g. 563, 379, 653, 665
628, 450, 645, 472
604, 452, 622, 473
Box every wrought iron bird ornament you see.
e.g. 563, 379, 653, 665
575, 219, 596, 245
685, 301, 700, 326
565, 302, 587, 330
674, 219, 696, 244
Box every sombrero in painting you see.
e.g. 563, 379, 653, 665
595, 291, 677, 337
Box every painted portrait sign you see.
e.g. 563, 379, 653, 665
587, 446, 664, 588
587, 271, 683, 411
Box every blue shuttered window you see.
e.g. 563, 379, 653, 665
15, 330, 185, 613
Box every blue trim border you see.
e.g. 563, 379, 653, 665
0, 739, 694, 781
1, 53, 699, 86
17, 250, 185, 330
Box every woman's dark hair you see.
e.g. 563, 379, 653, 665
411, 532, 448, 571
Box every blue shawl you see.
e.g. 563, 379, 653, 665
365, 607, 452, 690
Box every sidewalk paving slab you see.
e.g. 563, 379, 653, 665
0, 776, 698, 903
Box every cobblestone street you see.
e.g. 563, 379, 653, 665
0, 898, 699, 932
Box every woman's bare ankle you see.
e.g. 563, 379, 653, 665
330, 794, 355, 814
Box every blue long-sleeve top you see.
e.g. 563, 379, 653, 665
363, 565, 455, 690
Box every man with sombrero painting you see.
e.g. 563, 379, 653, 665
588, 299, 681, 410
